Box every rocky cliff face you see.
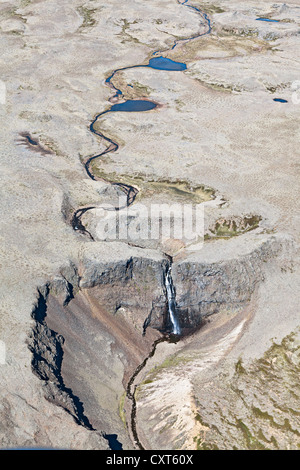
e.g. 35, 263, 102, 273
28, 286, 94, 430
1, 0, 299, 452
26, 245, 169, 449
25, 233, 286, 449
72, 234, 283, 335
79, 252, 169, 333
172, 235, 281, 332
190, 328, 300, 450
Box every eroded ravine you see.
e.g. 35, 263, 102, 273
126, 336, 169, 450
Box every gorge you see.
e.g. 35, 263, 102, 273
26, 0, 300, 450
0, 0, 299, 451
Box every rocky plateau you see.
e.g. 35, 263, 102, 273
0, 0, 299, 450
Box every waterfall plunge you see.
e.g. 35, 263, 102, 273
165, 266, 181, 335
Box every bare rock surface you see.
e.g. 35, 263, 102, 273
0, 0, 299, 450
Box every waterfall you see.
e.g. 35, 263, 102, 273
165, 266, 181, 335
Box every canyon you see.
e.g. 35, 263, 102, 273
0, 0, 299, 450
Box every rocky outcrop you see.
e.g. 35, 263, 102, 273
78, 244, 170, 333
25, 233, 287, 449
173, 234, 281, 332
76, 235, 283, 335
27, 286, 94, 430
191, 329, 300, 450
26, 247, 169, 448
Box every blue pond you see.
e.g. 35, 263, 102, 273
110, 100, 157, 112
148, 56, 187, 71
25, 135, 38, 146
273, 98, 288, 103
104, 434, 123, 450
256, 18, 279, 22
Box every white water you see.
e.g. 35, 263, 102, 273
165, 267, 181, 335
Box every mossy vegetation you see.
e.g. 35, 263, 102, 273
235, 357, 246, 375
205, 215, 262, 240
141, 378, 153, 385
117, 18, 144, 45
77, 6, 97, 29
192, 330, 300, 449
137, 353, 197, 394
175, 98, 185, 111
195, 438, 219, 450
236, 419, 267, 450
265, 82, 288, 94
110, 72, 154, 100
156, 353, 195, 370
190, 1, 225, 15
89, 163, 215, 204
166, 29, 271, 64
10, 6, 27, 23
118, 391, 126, 427
195, 78, 242, 93
156, 354, 195, 378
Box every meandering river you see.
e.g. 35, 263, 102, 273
72, 0, 212, 450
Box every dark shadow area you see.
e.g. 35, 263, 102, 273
103, 434, 123, 450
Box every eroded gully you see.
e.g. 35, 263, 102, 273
72, 0, 212, 450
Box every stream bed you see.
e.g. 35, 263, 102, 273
73, 0, 212, 450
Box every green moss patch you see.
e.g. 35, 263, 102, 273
77, 6, 97, 28
166, 31, 271, 64
192, 330, 300, 449
109, 72, 154, 100
205, 215, 262, 240
90, 164, 215, 204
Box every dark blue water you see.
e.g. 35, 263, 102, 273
25, 135, 38, 146
273, 98, 288, 103
104, 434, 123, 450
103, 0, 212, 104
110, 100, 157, 112
256, 18, 279, 22
103, 58, 187, 114
105, 57, 187, 96
148, 56, 186, 71
152, 0, 211, 56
